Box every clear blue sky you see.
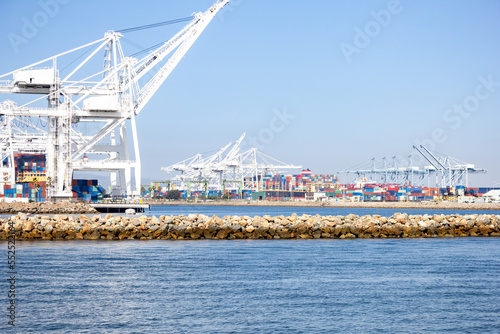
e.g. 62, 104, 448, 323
1, 0, 499, 186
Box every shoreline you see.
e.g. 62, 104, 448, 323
143, 200, 500, 211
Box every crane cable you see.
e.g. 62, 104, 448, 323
117, 16, 193, 34
118, 16, 195, 57
129, 41, 168, 58
59, 16, 193, 71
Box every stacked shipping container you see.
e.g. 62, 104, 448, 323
245, 171, 339, 193
72, 179, 104, 202
168, 170, 500, 202
14, 154, 46, 187
175, 189, 253, 199
0, 182, 46, 200
0, 154, 47, 201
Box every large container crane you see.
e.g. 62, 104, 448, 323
0, 0, 230, 201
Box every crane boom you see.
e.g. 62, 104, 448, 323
134, 0, 229, 114
419, 145, 448, 169
412, 145, 439, 169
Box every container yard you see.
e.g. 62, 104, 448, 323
249, 172, 499, 203
1, 153, 496, 204
159, 134, 497, 204
145, 169, 500, 203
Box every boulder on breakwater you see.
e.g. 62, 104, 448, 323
1, 213, 499, 240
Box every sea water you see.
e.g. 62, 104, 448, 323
2, 238, 499, 333
147, 204, 500, 217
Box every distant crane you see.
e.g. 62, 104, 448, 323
412, 145, 486, 187
162, 133, 302, 192
0, 0, 230, 201
341, 154, 427, 186
340, 145, 486, 187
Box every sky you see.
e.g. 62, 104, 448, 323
0, 0, 499, 187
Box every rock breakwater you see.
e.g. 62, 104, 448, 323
1, 213, 499, 240
0, 202, 97, 214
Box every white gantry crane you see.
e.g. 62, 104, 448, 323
0, 0, 230, 201
340, 145, 486, 188
412, 145, 486, 188
161, 133, 302, 192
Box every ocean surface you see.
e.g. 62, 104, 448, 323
146, 204, 500, 217
2, 238, 500, 333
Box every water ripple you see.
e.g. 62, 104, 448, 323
0, 238, 499, 333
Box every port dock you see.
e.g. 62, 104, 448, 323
90, 203, 151, 213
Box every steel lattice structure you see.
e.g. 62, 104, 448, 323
161, 133, 302, 192
0, 0, 230, 201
